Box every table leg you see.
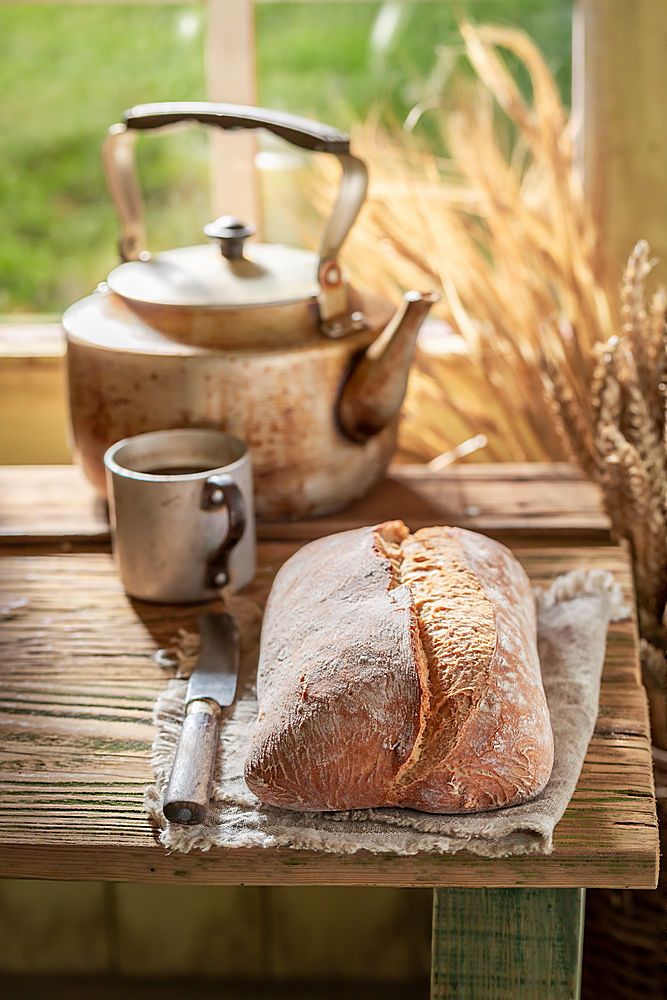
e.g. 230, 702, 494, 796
430, 887, 585, 1000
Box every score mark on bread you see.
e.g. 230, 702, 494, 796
244, 522, 554, 814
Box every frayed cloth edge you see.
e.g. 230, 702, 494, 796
533, 568, 629, 622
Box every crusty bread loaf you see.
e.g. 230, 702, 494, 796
244, 522, 554, 813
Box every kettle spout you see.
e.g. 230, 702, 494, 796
337, 290, 438, 442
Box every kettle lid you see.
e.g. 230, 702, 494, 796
107, 217, 320, 310
103, 104, 370, 332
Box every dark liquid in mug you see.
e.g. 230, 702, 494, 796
143, 465, 213, 476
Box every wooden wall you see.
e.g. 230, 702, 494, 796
0, 880, 432, 982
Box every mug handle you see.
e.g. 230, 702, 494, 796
201, 474, 246, 590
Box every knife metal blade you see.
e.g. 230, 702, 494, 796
186, 612, 240, 708
163, 611, 240, 825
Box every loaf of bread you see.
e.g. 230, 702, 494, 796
244, 522, 554, 813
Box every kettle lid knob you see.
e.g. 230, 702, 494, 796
204, 216, 256, 260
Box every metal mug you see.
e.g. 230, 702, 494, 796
104, 428, 256, 603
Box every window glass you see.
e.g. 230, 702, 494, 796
255, 1, 573, 247
1, 1, 572, 314
0, 3, 208, 313
256, 1, 573, 124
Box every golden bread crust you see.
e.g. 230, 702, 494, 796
244, 522, 554, 813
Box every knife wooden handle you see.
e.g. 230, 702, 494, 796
163, 699, 221, 825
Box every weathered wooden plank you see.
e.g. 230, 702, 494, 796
430, 888, 585, 999
0, 837, 657, 891
207, 0, 259, 229
574, 0, 667, 289
0, 322, 64, 358
0, 463, 610, 546
0, 360, 71, 466
0, 543, 657, 888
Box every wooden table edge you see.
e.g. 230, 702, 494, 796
0, 843, 657, 890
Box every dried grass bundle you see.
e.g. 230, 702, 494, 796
307, 23, 616, 464
304, 24, 666, 734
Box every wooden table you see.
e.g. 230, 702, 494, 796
0, 463, 658, 999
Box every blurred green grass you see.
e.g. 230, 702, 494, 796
0, 1, 572, 314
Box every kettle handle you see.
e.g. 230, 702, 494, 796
124, 102, 350, 153
103, 102, 368, 324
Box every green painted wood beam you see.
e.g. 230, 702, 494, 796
431, 887, 585, 999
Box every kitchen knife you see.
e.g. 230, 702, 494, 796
163, 612, 240, 825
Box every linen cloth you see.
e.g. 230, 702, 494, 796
144, 569, 628, 858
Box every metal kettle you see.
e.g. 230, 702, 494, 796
63, 103, 436, 520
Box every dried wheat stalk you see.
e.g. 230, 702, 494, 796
305, 24, 615, 465
304, 26, 667, 723
534, 241, 667, 742
558, 243, 667, 644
